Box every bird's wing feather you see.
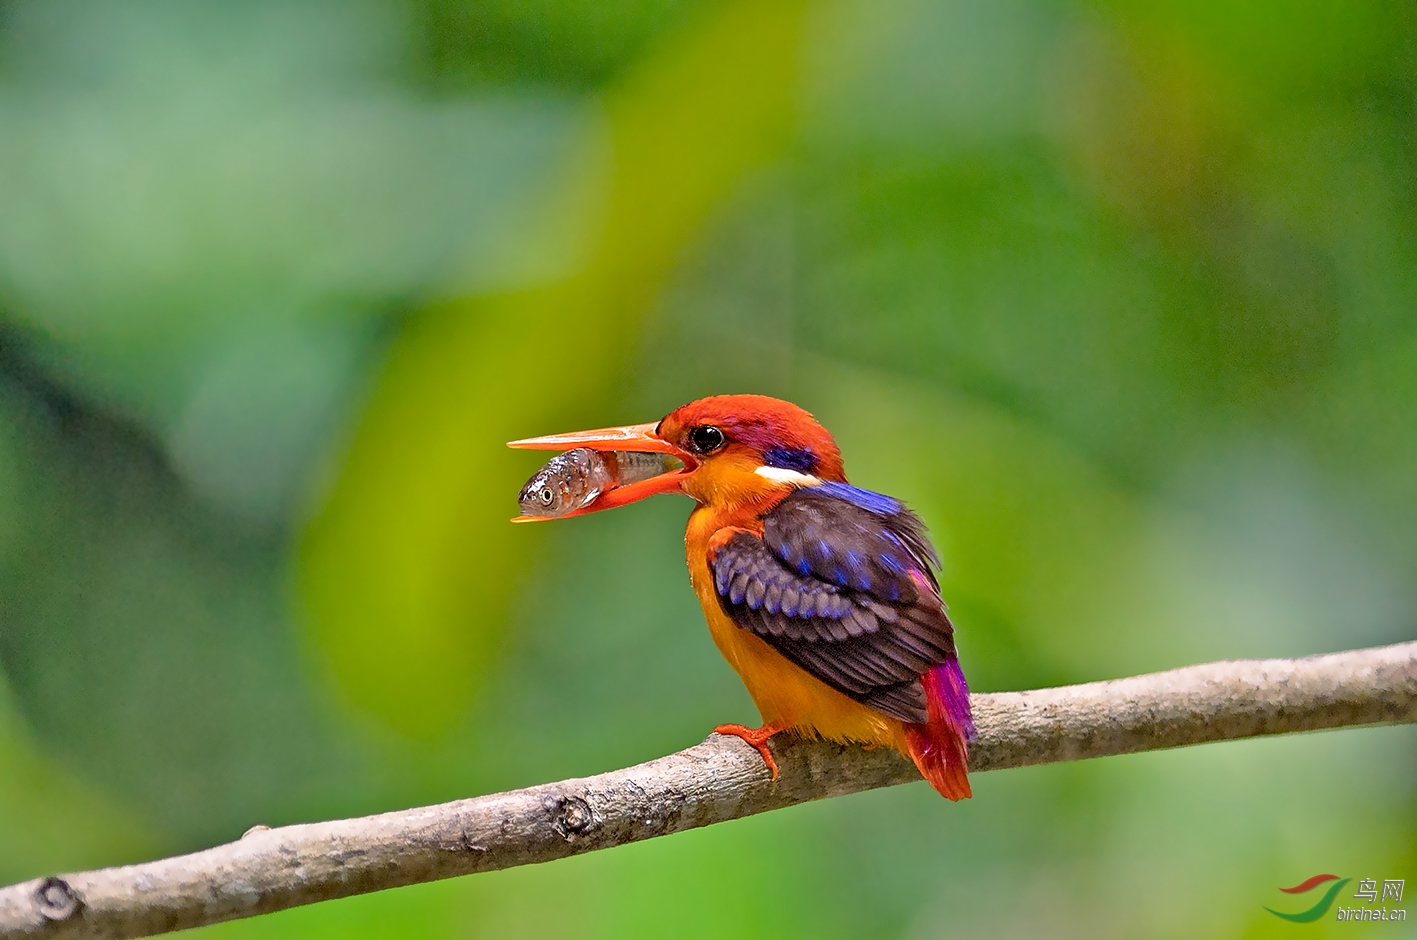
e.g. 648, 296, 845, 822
708, 486, 956, 724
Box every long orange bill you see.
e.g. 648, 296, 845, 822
507, 421, 693, 521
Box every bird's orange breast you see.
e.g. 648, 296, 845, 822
684, 505, 907, 751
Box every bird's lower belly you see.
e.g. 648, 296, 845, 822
692, 576, 904, 750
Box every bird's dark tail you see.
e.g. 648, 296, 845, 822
903, 656, 975, 800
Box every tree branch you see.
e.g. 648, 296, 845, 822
2, 641, 1414, 940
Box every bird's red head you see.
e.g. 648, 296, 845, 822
509, 394, 844, 518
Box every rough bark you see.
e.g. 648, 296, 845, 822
2, 641, 1413, 940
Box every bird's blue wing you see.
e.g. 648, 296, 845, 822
709, 486, 955, 724
763, 483, 940, 597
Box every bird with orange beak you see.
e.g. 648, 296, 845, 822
509, 394, 974, 800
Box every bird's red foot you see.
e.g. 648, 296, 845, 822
713, 721, 789, 780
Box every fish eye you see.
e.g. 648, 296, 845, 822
687, 425, 726, 455
539, 488, 555, 504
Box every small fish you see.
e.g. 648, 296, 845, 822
518, 448, 678, 517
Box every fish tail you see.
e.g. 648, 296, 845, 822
903, 656, 974, 801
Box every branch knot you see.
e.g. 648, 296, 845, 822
34, 877, 80, 922
550, 795, 596, 840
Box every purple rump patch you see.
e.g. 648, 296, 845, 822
925, 656, 976, 743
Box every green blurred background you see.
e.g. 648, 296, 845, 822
0, 1, 1413, 936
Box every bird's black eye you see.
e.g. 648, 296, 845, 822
687, 425, 726, 455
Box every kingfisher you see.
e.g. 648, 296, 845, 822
509, 394, 974, 799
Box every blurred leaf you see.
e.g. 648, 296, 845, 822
803, 0, 1061, 149
0, 396, 158, 881
0, 0, 578, 523
0, 675, 155, 884
1307, 335, 1417, 577
0, 380, 366, 846
163, 316, 382, 528
417, 0, 705, 90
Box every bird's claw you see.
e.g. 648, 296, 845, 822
713, 722, 788, 780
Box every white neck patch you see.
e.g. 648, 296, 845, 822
754, 466, 821, 487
